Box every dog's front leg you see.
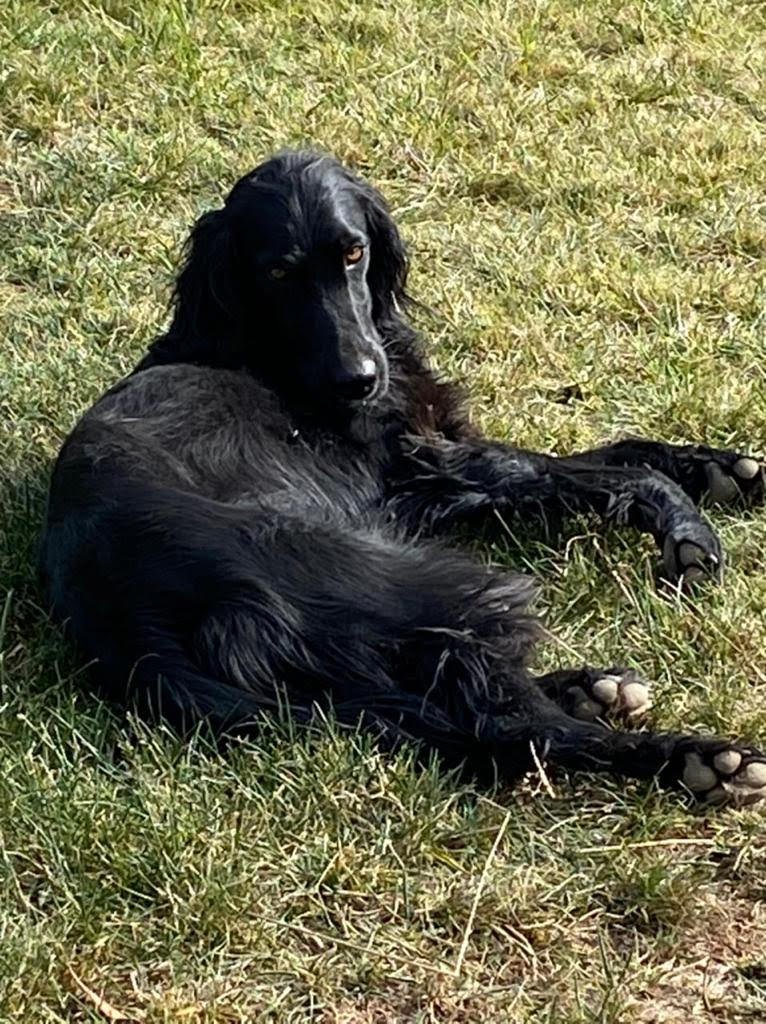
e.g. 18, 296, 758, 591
388, 436, 725, 588
566, 438, 764, 508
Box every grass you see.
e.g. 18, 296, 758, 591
2, 0, 766, 1019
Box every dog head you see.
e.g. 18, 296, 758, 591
168, 151, 409, 409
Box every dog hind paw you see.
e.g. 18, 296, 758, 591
681, 744, 766, 807
566, 668, 652, 723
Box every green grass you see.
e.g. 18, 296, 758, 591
3, 0, 766, 1019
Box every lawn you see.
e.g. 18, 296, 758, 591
2, 0, 766, 1020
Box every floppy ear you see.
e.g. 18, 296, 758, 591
165, 208, 241, 360
357, 180, 409, 322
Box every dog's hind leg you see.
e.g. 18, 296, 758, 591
488, 710, 766, 807
103, 508, 765, 809
115, 623, 766, 809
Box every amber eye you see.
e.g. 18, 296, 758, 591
268, 265, 288, 280
344, 245, 365, 267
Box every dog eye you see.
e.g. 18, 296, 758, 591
268, 265, 289, 280
344, 245, 365, 267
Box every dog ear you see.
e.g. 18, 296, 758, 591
357, 180, 409, 321
166, 208, 240, 360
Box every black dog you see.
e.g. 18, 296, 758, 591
40, 150, 766, 806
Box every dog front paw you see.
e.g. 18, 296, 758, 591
660, 521, 724, 590
699, 450, 764, 506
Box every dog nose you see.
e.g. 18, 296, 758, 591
335, 359, 378, 401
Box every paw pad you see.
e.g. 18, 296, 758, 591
705, 463, 741, 504
713, 750, 741, 774
591, 677, 618, 704
734, 457, 761, 480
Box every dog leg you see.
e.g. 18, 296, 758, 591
491, 714, 766, 807
390, 436, 724, 588
566, 439, 764, 508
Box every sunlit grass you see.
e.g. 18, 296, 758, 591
2, 0, 766, 1019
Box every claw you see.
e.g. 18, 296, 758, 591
662, 532, 721, 589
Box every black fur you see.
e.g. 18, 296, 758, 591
40, 150, 766, 798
